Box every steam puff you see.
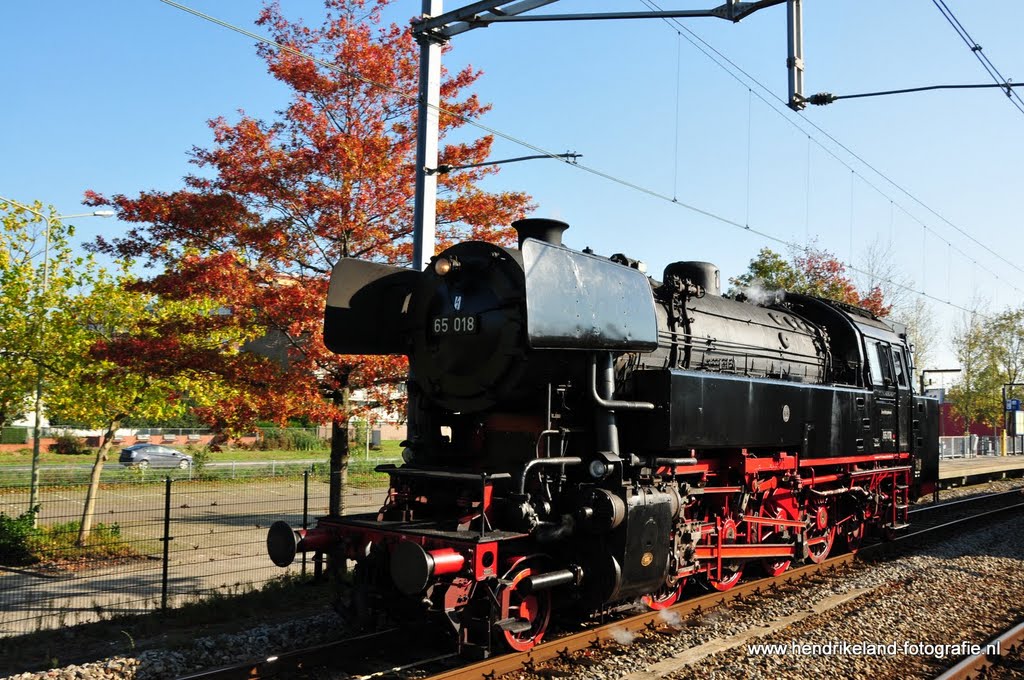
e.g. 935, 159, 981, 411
738, 279, 786, 306
609, 627, 635, 645
658, 609, 682, 627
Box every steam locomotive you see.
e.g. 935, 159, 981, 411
267, 218, 939, 657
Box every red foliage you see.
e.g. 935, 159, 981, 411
86, 1, 532, 431
793, 248, 892, 318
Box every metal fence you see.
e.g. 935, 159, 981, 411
939, 435, 1024, 458
0, 459, 334, 488
0, 463, 393, 636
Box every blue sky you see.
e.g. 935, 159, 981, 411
2, 1, 1022, 372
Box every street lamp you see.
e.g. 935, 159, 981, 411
0, 196, 114, 514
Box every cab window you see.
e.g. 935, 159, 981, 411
891, 348, 907, 388
875, 343, 894, 386
866, 341, 884, 386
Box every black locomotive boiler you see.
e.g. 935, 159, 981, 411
267, 218, 940, 656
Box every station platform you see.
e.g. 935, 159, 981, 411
939, 455, 1024, 486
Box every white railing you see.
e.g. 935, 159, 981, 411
939, 435, 1024, 458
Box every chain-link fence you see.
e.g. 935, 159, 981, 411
0, 464, 392, 636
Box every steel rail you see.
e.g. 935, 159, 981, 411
177, 494, 1024, 680
900, 501, 1024, 542
933, 619, 1024, 680
909, 487, 1024, 516
424, 499, 1024, 680
175, 628, 403, 680
424, 556, 857, 680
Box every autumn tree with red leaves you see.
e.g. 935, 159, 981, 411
729, 245, 891, 317
87, 0, 532, 513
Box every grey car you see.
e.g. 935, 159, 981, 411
119, 444, 193, 470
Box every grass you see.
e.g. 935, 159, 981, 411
0, 514, 141, 568
0, 444, 397, 491
0, 440, 403, 466
27, 521, 139, 564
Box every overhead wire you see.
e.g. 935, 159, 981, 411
931, 0, 1024, 116
808, 82, 1024, 105
634, 0, 1019, 303
637, 0, 1024, 286
157, 0, 1001, 315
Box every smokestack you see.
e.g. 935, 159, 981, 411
512, 218, 569, 249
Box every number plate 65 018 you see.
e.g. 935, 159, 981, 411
431, 315, 478, 335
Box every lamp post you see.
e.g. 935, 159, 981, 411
0, 196, 114, 515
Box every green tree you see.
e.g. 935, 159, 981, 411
729, 244, 890, 317
46, 268, 244, 545
988, 308, 1024, 394
948, 308, 1002, 436
0, 201, 92, 509
727, 247, 800, 295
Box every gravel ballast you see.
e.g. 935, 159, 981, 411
5, 478, 1024, 680
513, 510, 1024, 680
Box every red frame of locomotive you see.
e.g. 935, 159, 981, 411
291, 446, 920, 643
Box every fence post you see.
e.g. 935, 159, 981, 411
302, 469, 309, 577
161, 476, 173, 611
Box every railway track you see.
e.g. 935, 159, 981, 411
427, 492, 1024, 680
934, 620, 1024, 680
175, 489, 1024, 680
174, 626, 452, 680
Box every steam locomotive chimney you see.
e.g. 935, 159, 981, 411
512, 218, 569, 249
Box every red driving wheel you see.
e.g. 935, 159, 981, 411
497, 562, 553, 651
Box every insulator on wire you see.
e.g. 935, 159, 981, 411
808, 92, 837, 106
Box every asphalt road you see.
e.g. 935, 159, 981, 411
0, 479, 387, 636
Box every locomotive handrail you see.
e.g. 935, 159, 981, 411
517, 456, 583, 496
375, 464, 512, 483
651, 457, 699, 466
589, 354, 656, 411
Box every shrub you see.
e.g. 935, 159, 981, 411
50, 434, 89, 456
0, 506, 38, 564
0, 427, 29, 445
255, 428, 326, 452
188, 446, 212, 479
27, 521, 135, 563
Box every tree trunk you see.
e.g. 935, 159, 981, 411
329, 380, 350, 517
78, 416, 122, 547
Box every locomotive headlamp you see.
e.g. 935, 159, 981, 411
433, 257, 460, 276
588, 459, 610, 479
